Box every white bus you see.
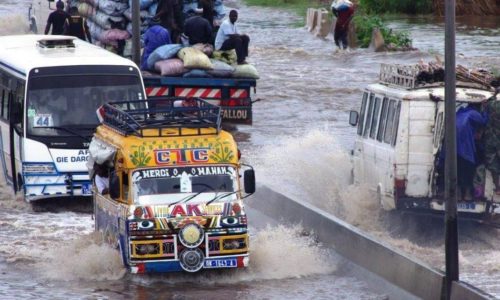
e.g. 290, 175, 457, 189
0, 35, 145, 201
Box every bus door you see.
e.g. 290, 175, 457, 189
429, 101, 445, 196
0, 79, 24, 192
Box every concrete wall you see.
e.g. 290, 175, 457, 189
249, 185, 493, 299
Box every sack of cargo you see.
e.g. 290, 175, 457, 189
78, 2, 96, 18
97, 0, 128, 17
233, 64, 259, 79
87, 19, 105, 42
82, 0, 98, 7
183, 69, 212, 78
129, 0, 156, 10
91, 10, 112, 29
331, 0, 353, 11
147, 44, 183, 70
99, 29, 131, 46
207, 59, 235, 77
155, 59, 187, 76
177, 47, 213, 70
192, 43, 214, 57
212, 49, 237, 65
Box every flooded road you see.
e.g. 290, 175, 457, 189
2, 0, 500, 298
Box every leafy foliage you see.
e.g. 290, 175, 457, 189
353, 15, 412, 48
359, 0, 433, 14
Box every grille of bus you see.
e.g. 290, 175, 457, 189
130, 237, 176, 260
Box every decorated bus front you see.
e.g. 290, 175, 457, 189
90, 99, 255, 273
22, 65, 144, 201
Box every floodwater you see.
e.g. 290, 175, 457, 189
1, 0, 500, 298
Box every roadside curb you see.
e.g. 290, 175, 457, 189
248, 185, 494, 299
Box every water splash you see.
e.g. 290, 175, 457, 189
0, 15, 29, 36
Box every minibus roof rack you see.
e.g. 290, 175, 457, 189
379, 62, 496, 90
99, 98, 221, 137
37, 37, 76, 49
379, 63, 419, 89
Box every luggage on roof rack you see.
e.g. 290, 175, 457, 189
98, 98, 222, 137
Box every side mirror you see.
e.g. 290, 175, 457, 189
349, 110, 359, 126
244, 169, 255, 194
10, 102, 22, 124
109, 171, 120, 199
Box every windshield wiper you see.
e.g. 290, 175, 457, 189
166, 186, 210, 209
205, 191, 239, 206
41, 126, 91, 142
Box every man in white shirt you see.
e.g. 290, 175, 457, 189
214, 10, 250, 65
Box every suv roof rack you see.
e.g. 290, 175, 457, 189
379, 63, 419, 89
37, 37, 76, 49
99, 98, 221, 137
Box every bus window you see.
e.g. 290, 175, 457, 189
369, 97, 382, 139
391, 101, 401, 147
384, 100, 397, 144
27, 69, 143, 137
357, 92, 368, 136
377, 97, 389, 142
0, 89, 6, 120
433, 112, 444, 147
13, 82, 25, 127
363, 93, 375, 138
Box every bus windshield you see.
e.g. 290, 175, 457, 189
27, 73, 143, 137
132, 166, 238, 205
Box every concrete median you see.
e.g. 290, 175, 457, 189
248, 185, 493, 299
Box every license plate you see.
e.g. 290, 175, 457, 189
81, 183, 92, 195
221, 107, 251, 123
457, 202, 475, 210
204, 258, 237, 268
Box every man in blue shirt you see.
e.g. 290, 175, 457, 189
214, 10, 249, 64
456, 103, 488, 200
140, 25, 172, 70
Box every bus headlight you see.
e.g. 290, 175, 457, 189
23, 163, 57, 174
179, 223, 204, 248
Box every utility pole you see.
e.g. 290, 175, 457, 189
444, 0, 459, 298
131, 0, 141, 67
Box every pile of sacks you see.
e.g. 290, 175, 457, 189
147, 43, 259, 79
68, 0, 131, 55
67, 0, 226, 57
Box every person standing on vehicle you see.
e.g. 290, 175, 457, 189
44, 1, 70, 35
198, 0, 214, 28
215, 10, 250, 65
140, 25, 172, 70
331, 0, 355, 50
64, 6, 92, 43
456, 104, 488, 201
485, 88, 500, 195
155, 0, 183, 43
183, 15, 212, 45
